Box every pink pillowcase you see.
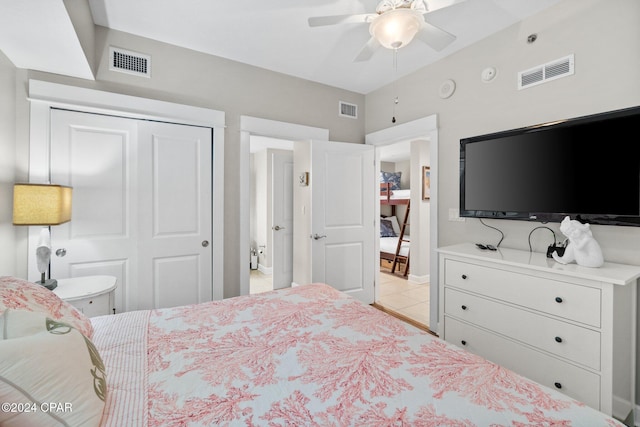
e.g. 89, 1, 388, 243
0, 276, 93, 338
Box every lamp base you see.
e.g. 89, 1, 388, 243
36, 279, 58, 291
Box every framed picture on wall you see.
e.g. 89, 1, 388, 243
422, 166, 431, 200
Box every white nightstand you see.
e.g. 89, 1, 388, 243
53, 275, 117, 317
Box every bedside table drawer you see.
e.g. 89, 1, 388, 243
69, 293, 111, 317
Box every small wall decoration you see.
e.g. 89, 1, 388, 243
422, 166, 431, 200
299, 172, 309, 186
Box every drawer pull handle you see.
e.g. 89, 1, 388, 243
461, 274, 468, 280
554, 382, 562, 389
461, 305, 467, 310
555, 297, 563, 303
554, 336, 563, 343
461, 340, 467, 346
88, 300, 93, 304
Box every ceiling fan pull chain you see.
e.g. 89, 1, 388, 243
392, 48, 399, 123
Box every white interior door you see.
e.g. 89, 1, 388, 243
310, 140, 375, 303
137, 121, 212, 309
50, 109, 138, 313
272, 151, 293, 289
49, 109, 212, 312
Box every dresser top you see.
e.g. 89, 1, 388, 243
438, 243, 640, 285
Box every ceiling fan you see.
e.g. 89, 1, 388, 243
308, 0, 458, 62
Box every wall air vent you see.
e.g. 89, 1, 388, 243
109, 47, 151, 78
518, 54, 574, 90
339, 101, 358, 119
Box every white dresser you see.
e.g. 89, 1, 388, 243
438, 243, 639, 421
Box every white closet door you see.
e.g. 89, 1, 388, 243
137, 121, 212, 309
49, 109, 212, 312
50, 109, 139, 312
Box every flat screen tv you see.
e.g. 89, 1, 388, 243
460, 106, 640, 226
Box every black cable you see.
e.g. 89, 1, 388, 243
479, 218, 505, 247
527, 226, 557, 253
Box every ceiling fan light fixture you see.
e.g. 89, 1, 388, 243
370, 8, 423, 50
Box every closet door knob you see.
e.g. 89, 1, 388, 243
554, 382, 562, 389
555, 297, 563, 303
461, 340, 467, 346
461, 305, 467, 310
554, 336, 563, 343
461, 274, 468, 280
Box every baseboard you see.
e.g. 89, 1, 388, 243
407, 273, 429, 285
257, 264, 272, 275
612, 395, 634, 426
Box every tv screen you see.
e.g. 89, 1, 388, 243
460, 106, 640, 226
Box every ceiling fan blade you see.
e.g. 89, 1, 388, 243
308, 13, 373, 27
354, 37, 381, 62
415, 21, 456, 51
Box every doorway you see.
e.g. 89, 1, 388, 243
375, 139, 431, 328
240, 117, 329, 297
249, 136, 294, 294
366, 115, 440, 333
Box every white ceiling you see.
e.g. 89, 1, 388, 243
0, 0, 561, 94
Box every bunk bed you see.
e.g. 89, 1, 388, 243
380, 182, 410, 276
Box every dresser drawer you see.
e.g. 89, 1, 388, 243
444, 259, 601, 327
444, 288, 601, 369
444, 316, 601, 410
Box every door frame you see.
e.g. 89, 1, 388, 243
365, 115, 440, 332
26, 79, 226, 300
239, 116, 328, 296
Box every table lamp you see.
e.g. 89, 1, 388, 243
13, 183, 72, 290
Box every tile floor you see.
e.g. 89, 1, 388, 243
250, 269, 429, 328
377, 272, 430, 327
249, 269, 273, 294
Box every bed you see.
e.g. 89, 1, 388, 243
0, 276, 624, 426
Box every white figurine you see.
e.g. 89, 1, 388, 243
552, 216, 604, 268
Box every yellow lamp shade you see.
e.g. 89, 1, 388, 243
13, 184, 73, 226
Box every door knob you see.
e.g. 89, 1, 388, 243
202, 240, 209, 247
311, 234, 327, 240
272, 225, 285, 231
55, 248, 67, 257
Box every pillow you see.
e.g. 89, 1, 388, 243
0, 309, 106, 427
382, 216, 401, 235
0, 276, 93, 338
380, 171, 402, 190
380, 219, 397, 238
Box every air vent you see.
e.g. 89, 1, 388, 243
109, 47, 151, 78
339, 101, 358, 119
518, 54, 574, 90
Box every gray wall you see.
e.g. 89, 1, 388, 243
366, 0, 640, 407
3, 22, 366, 299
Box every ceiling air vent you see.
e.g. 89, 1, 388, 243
339, 101, 358, 119
518, 54, 574, 90
109, 47, 151, 78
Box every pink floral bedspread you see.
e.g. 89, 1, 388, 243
95, 284, 622, 426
